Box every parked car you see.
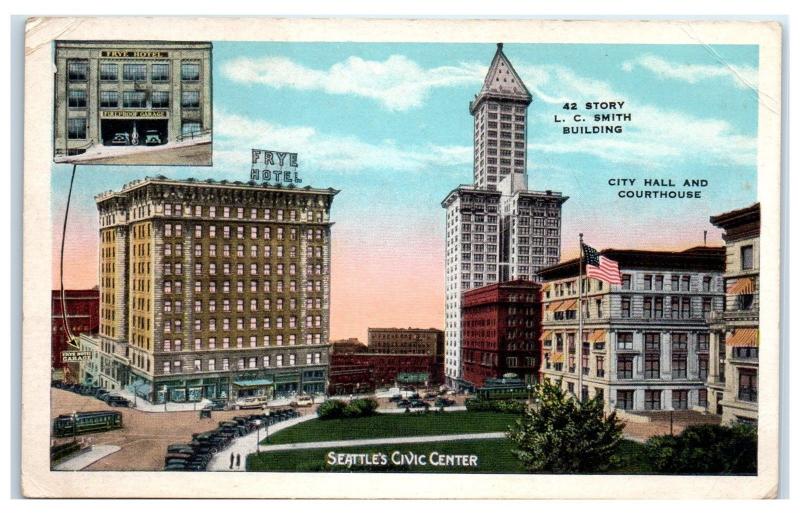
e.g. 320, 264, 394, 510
397, 399, 412, 408
143, 130, 162, 145
209, 399, 227, 411
435, 397, 455, 407
106, 395, 131, 408
110, 133, 131, 145
389, 394, 403, 403
291, 395, 314, 407
410, 399, 430, 409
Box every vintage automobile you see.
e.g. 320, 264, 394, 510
110, 133, 131, 145
144, 130, 162, 145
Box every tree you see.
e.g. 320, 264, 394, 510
507, 380, 625, 473
644, 423, 757, 474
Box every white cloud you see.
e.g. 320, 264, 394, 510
621, 54, 758, 90
222, 55, 485, 111
213, 110, 472, 173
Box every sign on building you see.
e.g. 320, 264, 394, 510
61, 350, 93, 363
251, 149, 302, 184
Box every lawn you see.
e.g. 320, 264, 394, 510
263, 411, 521, 445
247, 438, 650, 474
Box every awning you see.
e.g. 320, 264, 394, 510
726, 328, 759, 347
727, 278, 755, 295
551, 353, 564, 363
546, 301, 563, 312
540, 330, 553, 341
541, 283, 552, 293
233, 379, 274, 388
590, 330, 607, 343
558, 299, 577, 311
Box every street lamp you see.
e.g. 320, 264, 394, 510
254, 419, 262, 454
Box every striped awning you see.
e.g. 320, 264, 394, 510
584, 329, 606, 343
726, 328, 759, 347
727, 278, 755, 295
541, 283, 552, 293
559, 299, 578, 311
546, 301, 563, 312
540, 330, 553, 341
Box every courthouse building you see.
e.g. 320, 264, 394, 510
461, 279, 540, 388
706, 203, 760, 425
538, 247, 725, 411
442, 43, 567, 387
79, 176, 337, 403
53, 41, 212, 158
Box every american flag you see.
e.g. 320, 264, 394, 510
582, 243, 622, 285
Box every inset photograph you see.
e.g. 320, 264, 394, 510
53, 40, 212, 166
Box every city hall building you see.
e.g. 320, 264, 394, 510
53, 41, 212, 158
79, 176, 338, 404
538, 247, 725, 412
441, 43, 567, 388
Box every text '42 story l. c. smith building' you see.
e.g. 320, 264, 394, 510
79, 176, 338, 404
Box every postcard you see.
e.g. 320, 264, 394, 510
21, 17, 782, 498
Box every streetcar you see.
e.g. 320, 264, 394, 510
52, 410, 123, 437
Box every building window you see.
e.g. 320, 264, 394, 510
208, 359, 215, 371
698, 354, 709, 380
671, 334, 688, 379
596, 356, 605, 377
67, 61, 88, 81
123, 91, 147, 108
617, 332, 633, 350
741, 245, 754, 270
67, 118, 87, 139
645, 390, 661, 410
151, 63, 170, 81
672, 390, 689, 409
621, 296, 631, 318
151, 91, 170, 108
68, 89, 87, 108
99, 91, 118, 108
738, 369, 758, 402
122, 63, 147, 81
644, 334, 660, 379
181, 62, 200, 81
181, 121, 201, 137
616, 390, 634, 410
617, 355, 634, 379
621, 274, 632, 290
181, 91, 200, 108
99, 63, 117, 81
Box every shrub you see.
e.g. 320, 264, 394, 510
316, 398, 378, 420
316, 399, 347, 419
644, 423, 757, 474
507, 380, 625, 473
465, 398, 526, 414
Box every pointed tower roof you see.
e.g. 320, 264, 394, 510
470, 43, 532, 114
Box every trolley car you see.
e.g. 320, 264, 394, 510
52, 410, 123, 438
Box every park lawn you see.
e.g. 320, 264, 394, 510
247, 437, 651, 474
263, 411, 521, 445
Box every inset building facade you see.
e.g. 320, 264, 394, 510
80, 176, 337, 403
706, 203, 760, 425
51, 288, 100, 377
538, 247, 725, 411
54, 41, 212, 158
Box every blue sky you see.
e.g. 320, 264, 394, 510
52, 41, 760, 337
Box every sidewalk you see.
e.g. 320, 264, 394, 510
255, 432, 506, 454
207, 413, 318, 472
376, 405, 466, 414
115, 389, 212, 412
53, 445, 121, 471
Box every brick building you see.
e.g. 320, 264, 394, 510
367, 327, 444, 356
461, 279, 540, 388
51, 288, 100, 377
79, 176, 338, 402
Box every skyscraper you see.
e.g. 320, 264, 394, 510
441, 43, 568, 388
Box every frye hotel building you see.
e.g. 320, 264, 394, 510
79, 177, 338, 404
53, 41, 212, 158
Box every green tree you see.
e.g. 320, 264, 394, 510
644, 423, 757, 474
507, 380, 625, 473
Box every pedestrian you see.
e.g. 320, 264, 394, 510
229, 452, 234, 469
236, 453, 241, 469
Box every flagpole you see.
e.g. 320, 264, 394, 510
578, 233, 584, 402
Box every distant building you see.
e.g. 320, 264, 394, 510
461, 279, 540, 388
51, 288, 100, 378
707, 203, 760, 425
441, 43, 567, 388
328, 329, 445, 395
367, 327, 444, 356
80, 176, 338, 402
538, 247, 725, 411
